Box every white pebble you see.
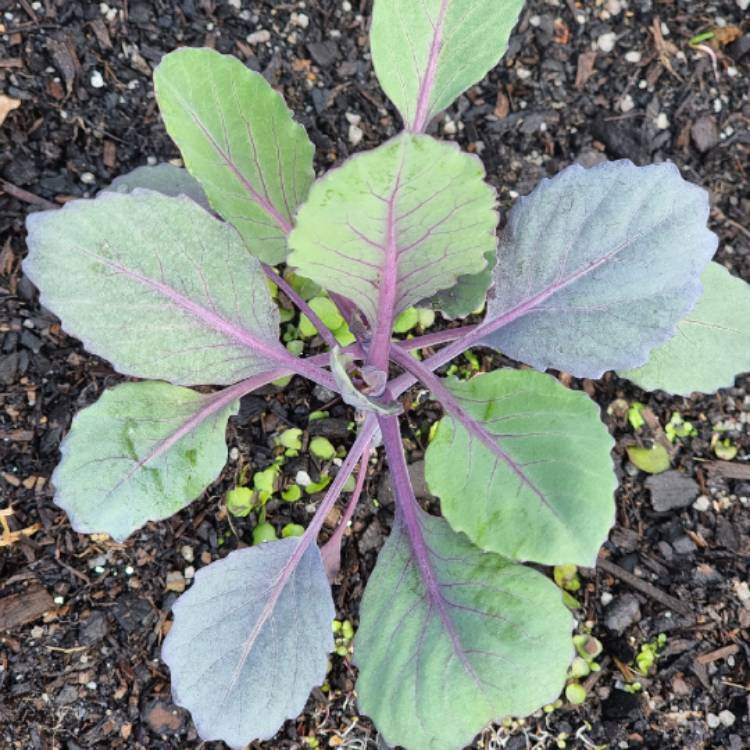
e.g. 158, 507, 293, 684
619, 94, 635, 113
693, 495, 710, 512
597, 32, 617, 53
601, 591, 613, 606
707, 713, 720, 729
291, 12, 309, 28
625, 50, 642, 63
296, 470, 312, 487
228, 0, 241, 9
342, 1, 352, 10
90, 70, 105, 88
246, 29, 271, 44
345, 112, 361, 125
738, 0, 750, 10
655, 112, 670, 130
184, 565, 196, 580
180, 545, 194, 563
80, 172, 96, 185
719, 710, 736, 727
443, 119, 457, 135
229, 447, 239, 461
606, 0, 622, 14
516, 67, 532, 80
348, 124, 364, 146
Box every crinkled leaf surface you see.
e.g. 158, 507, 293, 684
355, 508, 573, 750
53, 381, 237, 542
105, 163, 210, 210
163, 539, 334, 748
288, 133, 497, 330
621, 263, 750, 394
482, 160, 718, 378
371, 0, 525, 132
425, 369, 616, 566
24, 191, 280, 386
154, 47, 314, 264
421, 247, 495, 318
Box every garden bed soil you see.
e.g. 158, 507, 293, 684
1, 1, 749, 748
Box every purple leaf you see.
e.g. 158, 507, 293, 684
162, 540, 335, 748
479, 160, 718, 378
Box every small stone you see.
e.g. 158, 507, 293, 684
80, 171, 96, 185
597, 32, 617, 53
619, 94, 635, 113
180, 545, 194, 563
600, 591, 613, 606
227, 0, 241, 8
625, 50, 642, 63
290, 12, 309, 28
90, 70, 105, 88
604, 594, 641, 634
707, 712, 721, 729
719, 710, 736, 727
655, 112, 670, 130
295, 470, 312, 487
672, 536, 696, 555
345, 112, 361, 125
737, 0, 749, 10
246, 29, 271, 44
693, 495, 711, 512
646, 471, 699, 512
605, 0, 622, 14
691, 115, 720, 153
348, 124, 364, 146
443, 119, 457, 135
165, 570, 186, 593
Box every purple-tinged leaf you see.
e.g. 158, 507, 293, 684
105, 163, 210, 211
371, 0, 525, 132
357, 416, 573, 750
162, 539, 335, 748
154, 47, 314, 264
480, 160, 718, 378
23, 191, 282, 386
53, 380, 242, 542
288, 133, 497, 368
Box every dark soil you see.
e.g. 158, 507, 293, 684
1, 1, 749, 749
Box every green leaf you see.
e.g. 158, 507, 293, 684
288, 133, 497, 332
370, 0, 525, 131
355, 509, 573, 750
154, 47, 314, 264
621, 263, 750, 394
425, 369, 616, 566
626, 444, 671, 474
24, 191, 280, 386
52, 381, 238, 542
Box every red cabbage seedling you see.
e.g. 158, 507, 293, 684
23, 1, 748, 748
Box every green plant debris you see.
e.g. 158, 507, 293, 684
281, 485, 303, 502
226, 486, 254, 517
310, 436, 336, 460
627, 401, 646, 431
665, 412, 697, 442
282, 523, 305, 538
626, 444, 671, 474
252, 522, 277, 545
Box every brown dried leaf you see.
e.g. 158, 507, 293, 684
0, 94, 20, 126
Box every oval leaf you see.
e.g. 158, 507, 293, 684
163, 540, 335, 748
23, 191, 280, 386
371, 0, 525, 132
355, 508, 573, 750
105, 163, 210, 211
425, 369, 616, 566
482, 160, 718, 378
53, 381, 238, 541
154, 47, 314, 264
621, 262, 750, 394
288, 133, 497, 332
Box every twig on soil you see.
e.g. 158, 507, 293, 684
0, 179, 58, 210
597, 555, 694, 618
706, 460, 750, 481
695, 643, 740, 665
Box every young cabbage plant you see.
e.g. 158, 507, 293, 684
22, 0, 749, 748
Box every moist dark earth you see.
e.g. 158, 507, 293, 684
1, 0, 749, 748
